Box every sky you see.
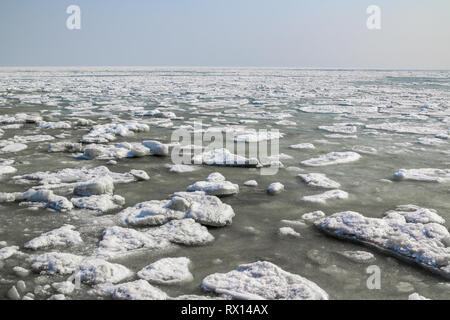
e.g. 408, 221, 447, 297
0, 0, 449, 69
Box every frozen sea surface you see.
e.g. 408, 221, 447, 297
0, 67, 449, 300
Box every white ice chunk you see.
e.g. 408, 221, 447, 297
393, 168, 450, 183
31, 252, 85, 275
202, 261, 328, 300
301, 152, 361, 167
298, 173, 341, 189
315, 211, 450, 279
186, 172, 239, 196
24, 225, 82, 250
72, 194, 125, 213
75, 258, 134, 285
137, 257, 193, 285
267, 182, 284, 195
301, 190, 348, 204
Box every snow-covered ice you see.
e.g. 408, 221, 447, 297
202, 261, 328, 300
315, 210, 450, 279
298, 173, 341, 189
301, 190, 348, 204
137, 257, 193, 285
301, 152, 361, 166
267, 182, 284, 195
24, 225, 83, 250
186, 172, 239, 196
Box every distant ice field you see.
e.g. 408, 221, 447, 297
0, 67, 449, 300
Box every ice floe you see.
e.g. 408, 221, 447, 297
315, 210, 450, 279
81, 122, 150, 144
234, 131, 284, 143
174, 191, 235, 226
0, 143, 28, 154
243, 180, 258, 187
116, 191, 234, 227
146, 219, 215, 246
24, 225, 83, 250
301, 211, 326, 222
186, 172, 239, 196
301, 152, 361, 166
0, 246, 20, 260
298, 173, 341, 189
31, 252, 85, 275
13, 166, 146, 192
338, 251, 375, 264
365, 122, 443, 135
318, 125, 357, 134
48, 142, 83, 153
166, 164, 200, 173
75, 258, 134, 285
137, 257, 193, 285
301, 190, 348, 204
95, 226, 174, 259
393, 168, 450, 183
142, 140, 170, 156
192, 148, 259, 167
202, 261, 328, 300
299, 105, 377, 114
279, 227, 301, 238
267, 182, 284, 195
71, 194, 125, 213
73, 176, 114, 196
11, 189, 74, 212
94, 280, 167, 300
134, 109, 177, 119
115, 200, 184, 227
384, 205, 445, 224
52, 281, 75, 295
408, 293, 430, 300
0, 165, 17, 175
289, 143, 315, 150
37, 121, 71, 130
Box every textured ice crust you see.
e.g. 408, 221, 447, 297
315, 210, 450, 279
81, 122, 149, 144
267, 182, 284, 195
393, 168, 450, 183
301, 190, 349, 204
202, 261, 328, 300
116, 190, 235, 227
95, 219, 213, 259
12, 166, 146, 192
31, 252, 85, 275
298, 173, 341, 189
24, 225, 83, 250
137, 257, 193, 285
301, 152, 361, 166
187, 172, 239, 196
75, 258, 134, 285
192, 148, 260, 167
71, 194, 125, 213
0, 246, 20, 260
384, 204, 445, 224
94, 226, 174, 259
94, 280, 167, 300
0, 189, 75, 212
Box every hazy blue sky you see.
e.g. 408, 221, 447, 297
1, 0, 449, 68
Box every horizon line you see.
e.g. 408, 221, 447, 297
0, 65, 449, 72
